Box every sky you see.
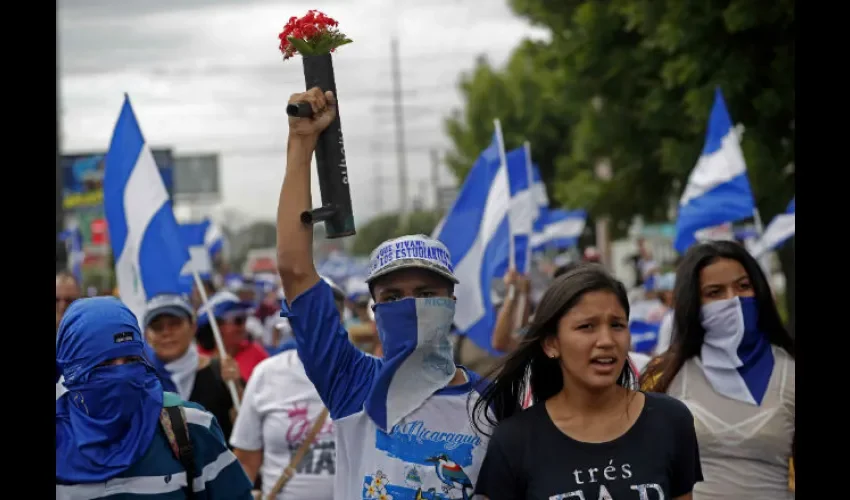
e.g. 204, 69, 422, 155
59, 0, 548, 227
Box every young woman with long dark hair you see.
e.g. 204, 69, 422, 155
641, 241, 795, 499
472, 264, 702, 500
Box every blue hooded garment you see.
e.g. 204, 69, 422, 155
56, 297, 164, 483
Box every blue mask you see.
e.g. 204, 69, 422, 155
56, 297, 165, 483
58, 363, 163, 483
700, 296, 774, 405
365, 297, 457, 431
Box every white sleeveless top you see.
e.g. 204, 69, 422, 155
668, 346, 794, 499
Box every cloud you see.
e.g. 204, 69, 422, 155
59, 0, 548, 224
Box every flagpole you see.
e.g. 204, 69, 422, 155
523, 141, 535, 269
191, 270, 241, 410
731, 122, 771, 275
512, 141, 534, 331
493, 118, 516, 301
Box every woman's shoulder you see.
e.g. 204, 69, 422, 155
245, 350, 313, 397
256, 348, 305, 375
489, 403, 547, 447
641, 391, 694, 427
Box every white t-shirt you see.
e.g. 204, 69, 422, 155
335, 384, 487, 500
230, 349, 335, 500
284, 280, 490, 500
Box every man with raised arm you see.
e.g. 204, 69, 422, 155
276, 87, 488, 499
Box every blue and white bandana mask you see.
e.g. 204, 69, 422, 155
365, 297, 457, 431
700, 296, 774, 406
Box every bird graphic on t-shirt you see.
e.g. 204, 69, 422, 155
425, 454, 472, 499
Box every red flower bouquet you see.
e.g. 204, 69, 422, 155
278, 10, 352, 61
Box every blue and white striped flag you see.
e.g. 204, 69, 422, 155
751, 197, 795, 258
435, 132, 510, 355
531, 209, 587, 251
179, 219, 224, 277
505, 145, 535, 274
628, 299, 667, 354
530, 164, 549, 222
674, 88, 756, 253
493, 146, 537, 278
103, 95, 190, 325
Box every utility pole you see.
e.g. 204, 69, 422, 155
390, 37, 409, 230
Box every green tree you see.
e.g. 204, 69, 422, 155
446, 0, 794, 329
351, 210, 444, 256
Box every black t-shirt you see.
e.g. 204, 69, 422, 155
474, 391, 703, 500
188, 359, 237, 443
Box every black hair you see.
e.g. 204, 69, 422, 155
196, 323, 215, 351
471, 263, 636, 436
553, 262, 580, 279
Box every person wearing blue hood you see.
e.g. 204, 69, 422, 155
276, 87, 489, 499
56, 296, 253, 499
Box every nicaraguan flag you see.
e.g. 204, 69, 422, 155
493, 147, 536, 277
103, 95, 190, 325
674, 88, 756, 253
505, 146, 535, 273
435, 132, 510, 356
751, 197, 795, 258
178, 219, 224, 281
531, 164, 549, 220
628, 299, 666, 354
531, 209, 587, 251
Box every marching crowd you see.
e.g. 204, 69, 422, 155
55, 88, 794, 500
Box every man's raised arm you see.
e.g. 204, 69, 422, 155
276, 87, 333, 297
276, 87, 379, 420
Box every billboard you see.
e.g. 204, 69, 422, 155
173, 154, 221, 203
61, 148, 175, 213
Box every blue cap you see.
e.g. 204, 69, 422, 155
366, 234, 458, 285
197, 291, 254, 327
142, 294, 194, 329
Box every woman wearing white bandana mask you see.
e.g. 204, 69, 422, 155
276, 87, 488, 500
143, 294, 241, 442
641, 241, 795, 499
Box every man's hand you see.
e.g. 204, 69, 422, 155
503, 269, 520, 288
503, 269, 530, 293
220, 356, 241, 384
288, 87, 337, 142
